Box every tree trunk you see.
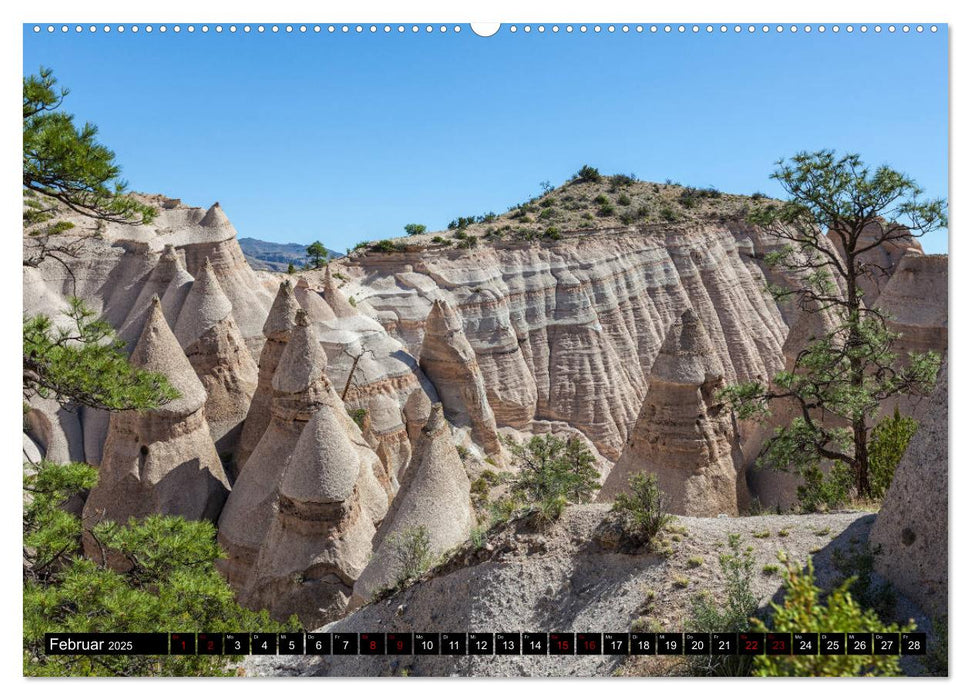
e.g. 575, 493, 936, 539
853, 418, 871, 498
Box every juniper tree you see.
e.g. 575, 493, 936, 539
305, 240, 329, 268
722, 151, 945, 498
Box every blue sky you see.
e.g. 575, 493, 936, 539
23, 24, 949, 253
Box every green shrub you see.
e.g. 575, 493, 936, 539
611, 473, 671, 548
23, 460, 290, 677
797, 462, 853, 513
404, 223, 427, 236
544, 226, 561, 239
609, 173, 637, 188
539, 207, 556, 220
751, 191, 767, 200
868, 407, 918, 499
752, 556, 914, 676
619, 210, 635, 225
370, 239, 400, 253
831, 542, 896, 620
617, 193, 631, 206
574, 165, 602, 183
660, 206, 676, 222
502, 434, 599, 525
347, 407, 368, 430
684, 533, 759, 676
597, 203, 616, 217
457, 236, 478, 249
389, 525, 435, 587
431, 235, 449, 245
593, 194, 609, 206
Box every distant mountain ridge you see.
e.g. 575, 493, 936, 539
238, 237, 342, 272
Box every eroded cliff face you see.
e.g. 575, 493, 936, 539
348, 222, 790, 462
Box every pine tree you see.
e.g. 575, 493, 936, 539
722, 151, 944, 498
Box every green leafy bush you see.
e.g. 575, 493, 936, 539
389, 525, 435, 587
574, 164, 602, 183
867, 407, 918, 499
369, 239, 401, 253
796, 462, 853, 513
617, 193, 631, 206
752, 556, 914, 676
610, 473, 671, 548
505, 434, 600, 523
404, 223, 427, 236
685, 533, 758, 676
23, 461, 289, 677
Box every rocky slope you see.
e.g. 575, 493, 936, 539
244, 506, 929, 678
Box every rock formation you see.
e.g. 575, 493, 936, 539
235, 280, 301, 474
241, 396, 390, 627
178, 202, 275, 354
173, 257, 259, 454
351, 403, 474, 606
874, 252, 948, 356
598, 309, 747, 516
350, 224, 789, 460
323, 264, 358, 318
419, 299, 502, 456
81, 298, 230, 546
159, 251, 195, 326
216, 309, 329, 588
870, 362, 947, 618
217, 309, 391, 590
117, 245, 185, 347
294, 277, 337, 323
403, 388, 432, 448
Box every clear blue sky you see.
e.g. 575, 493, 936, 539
23, 25, 949, 253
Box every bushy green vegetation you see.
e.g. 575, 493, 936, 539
23, 461, 290, 676
868, 407, 918, 499
752, 556, 914, 676
573, 164, 602, 183
404, 223, 426, 236
610, 473, 671, 549
684, 533, 759, 676
24, 297, 179, 412
501, 434, 600, 525
389, 525, 436, 588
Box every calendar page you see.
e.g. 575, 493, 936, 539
20, 7, 949, 683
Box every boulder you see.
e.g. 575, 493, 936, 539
870, 362, 947, 618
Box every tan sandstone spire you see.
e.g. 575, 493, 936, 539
118, 244, 185, 347
159, 251, 194, 327
241, 395, 389, 627
217, 310, 336, 588
419, 298, 501, 456
171, 257, 258, 454
82, 298, 229, 560
350, 402, 474, 607
323, 264, 358, 318
295, 277, 337, 322
235, 280, 300, 473
599, 308, 747, 515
